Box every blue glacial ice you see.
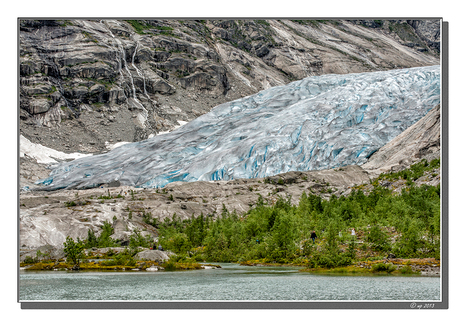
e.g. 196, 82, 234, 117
36, 65, 440, 190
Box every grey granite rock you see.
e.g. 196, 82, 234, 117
19, 19, 440, 157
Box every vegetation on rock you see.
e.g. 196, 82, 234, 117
21, 158, 440, 274
154, 159, 440, 269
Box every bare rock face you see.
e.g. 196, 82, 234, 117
18, 164, 373, 249
20, 156, 52, 188
19, 19, 439, 155
19, 187, 159, 249
362, 104, 440, 177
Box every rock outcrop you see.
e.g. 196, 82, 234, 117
363, 104, 440, 177
134, 249, 172, 262
18, 166, 368, 249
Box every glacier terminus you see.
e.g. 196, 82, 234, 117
36, 65, 440, 190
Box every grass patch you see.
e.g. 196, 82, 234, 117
64, 201, 77, 207
126, 20, 150, 34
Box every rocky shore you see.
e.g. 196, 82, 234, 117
353, 258, 440, 276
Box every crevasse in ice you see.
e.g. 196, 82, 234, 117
36, 65, 440, 190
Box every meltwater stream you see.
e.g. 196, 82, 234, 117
20, 264, 440, 301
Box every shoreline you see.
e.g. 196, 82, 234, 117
20, 258, 439, 276
239, 257, 440, 276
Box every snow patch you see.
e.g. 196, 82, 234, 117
105, 141, 130, 150
20, 135, 91, 164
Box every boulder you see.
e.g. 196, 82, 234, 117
256, 45, 270, 57
20, 244, 65, 262
25, 99, 52, 115
134, 249, 172, 262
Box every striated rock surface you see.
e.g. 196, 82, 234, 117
19, 166, 369, 249
19, 19, 440, 156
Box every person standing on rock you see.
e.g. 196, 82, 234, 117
311, 231, 317, 244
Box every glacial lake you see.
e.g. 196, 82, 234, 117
19, 263, 440, 301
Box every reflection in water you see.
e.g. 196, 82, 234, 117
19, 263, 440, 301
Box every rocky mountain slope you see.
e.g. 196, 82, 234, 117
19, 103, 440, 250
20, 19, 440, 156
32, 65, 439, 191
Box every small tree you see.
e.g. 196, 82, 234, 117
98, 220, 116, 247
345, 237, 357, 260
168, 233, 192, 254
63, 236, 85, 269
366, 225, 391, 252
85, 228, 98, 248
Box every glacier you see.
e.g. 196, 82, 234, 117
36, 65, 440, 190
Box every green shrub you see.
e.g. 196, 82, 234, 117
100, 249, 137, 266
65, 201, 77, 207
142, 212, 159, 227
23, 256, 37, 264
163, 260, 177, 271
129, 229, 154, 248
345, 238, 357, 260
166, 233, 192, 254
126, 20, 149, 34
308, 250, 353, 269
371, 263, 396, 273
399, 265, 415, 274
63, 236, 85, 267
85, 228, 98, 248
97, 221, 117, 247
366, 225, 391, 252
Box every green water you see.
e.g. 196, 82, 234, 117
19, 263, 440, 301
